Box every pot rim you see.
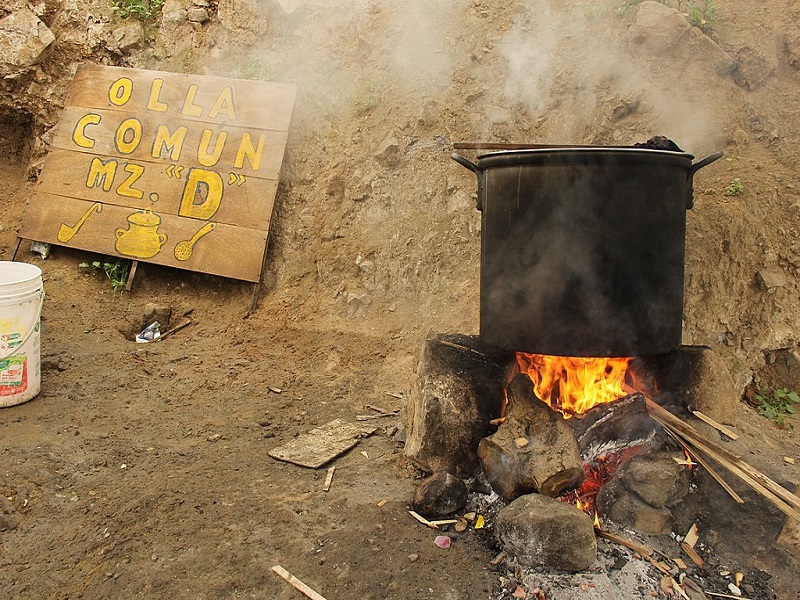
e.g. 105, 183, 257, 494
477, 146, 695, 160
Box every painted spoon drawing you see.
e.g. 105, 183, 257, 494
57, 202, 103, 242
173, 222, 216, 261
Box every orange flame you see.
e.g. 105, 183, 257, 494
516, 353, 636, 416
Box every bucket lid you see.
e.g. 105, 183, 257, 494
0, 262, 43, 294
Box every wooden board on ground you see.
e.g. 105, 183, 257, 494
268, 419, 378, 469
20, 64, 296, 283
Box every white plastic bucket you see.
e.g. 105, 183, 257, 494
0, 262, 44, 407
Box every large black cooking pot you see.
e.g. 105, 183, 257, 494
452, 146, 722, 357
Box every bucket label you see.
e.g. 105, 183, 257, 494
1, 332, 22, 352
0, 355, 28, 394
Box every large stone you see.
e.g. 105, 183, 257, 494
0, 8, 55, 76
412, 472, 468, 518
478, 374, 584, 500
616, 452, 691, 508
404, 334, 510, 477
596, 478, 673, 535
495, 493, 597, 572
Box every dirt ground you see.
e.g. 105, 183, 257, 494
2, 1, 800, 598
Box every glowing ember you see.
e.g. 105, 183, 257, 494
516, 353, 637, 416
560, 447, 646, 515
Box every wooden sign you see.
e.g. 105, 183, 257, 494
20, 64, 297, 283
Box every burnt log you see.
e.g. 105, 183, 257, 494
403, 334, 512, 477
478, 373, 584, 499
567, 393, 660, 460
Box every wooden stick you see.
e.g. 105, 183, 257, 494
680, 541, 705, 567
438, 340, 485, 357
691, 410, 739, 440
428, 519, 458, 527
271, 565, 327, 600
323, 466, 335, 492
594, 528, 654, 557
10, 237, 22, 261
706, 593, 753, 600
124, 260, 139, 292
355, 412, 399, 421
664, 429, 744, 504
409, 510, 438, 529
156, 318, 192, 342
657, 416, 800, 520
671, 577, 692, 600
646, 399, 800, 519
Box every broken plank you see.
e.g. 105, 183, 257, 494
680, 541, 705, 567
267, 419, 377, 468
323, 466, 335, 492
683, 523, 700, 549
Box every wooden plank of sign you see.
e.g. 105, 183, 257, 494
68, 64, 297, 132
49, 107, 289, 180
20, 193, 268, 282
36, 148, 279, 231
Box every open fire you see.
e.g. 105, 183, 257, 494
515, 353, 640, 417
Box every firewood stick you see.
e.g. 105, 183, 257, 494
680, 541, 705, 567
648, 400, 798, 506
271, 565, 327, 600
594, 528, 654, 557
646, 398, 800, 519
408, 510, 438, 528
428, 519, 459, 527
438, 340, 486, 357
323, 466, 335, 492
654, 415, 800, 521
691, 410, 739, 439
671, 577, 692, 600
597, 527, 672, 575
663, 428, 744, 504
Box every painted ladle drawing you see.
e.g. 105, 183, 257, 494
174, 222, 216, 261
57, 202, 103, 242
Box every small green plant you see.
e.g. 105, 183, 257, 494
753, 388, 799, 429
111, 0, 164, 21
618, 0, 644, 15
80, 257, 131, 292
686, 0, 716, 32
725, 177, 744, 196
237, 57, 278, 81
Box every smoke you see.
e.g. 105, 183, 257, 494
216, 0, 723, 153
495, 0, 723, 152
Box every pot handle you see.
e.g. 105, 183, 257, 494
451, 153, 485, 211
686, 150, 724, 209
